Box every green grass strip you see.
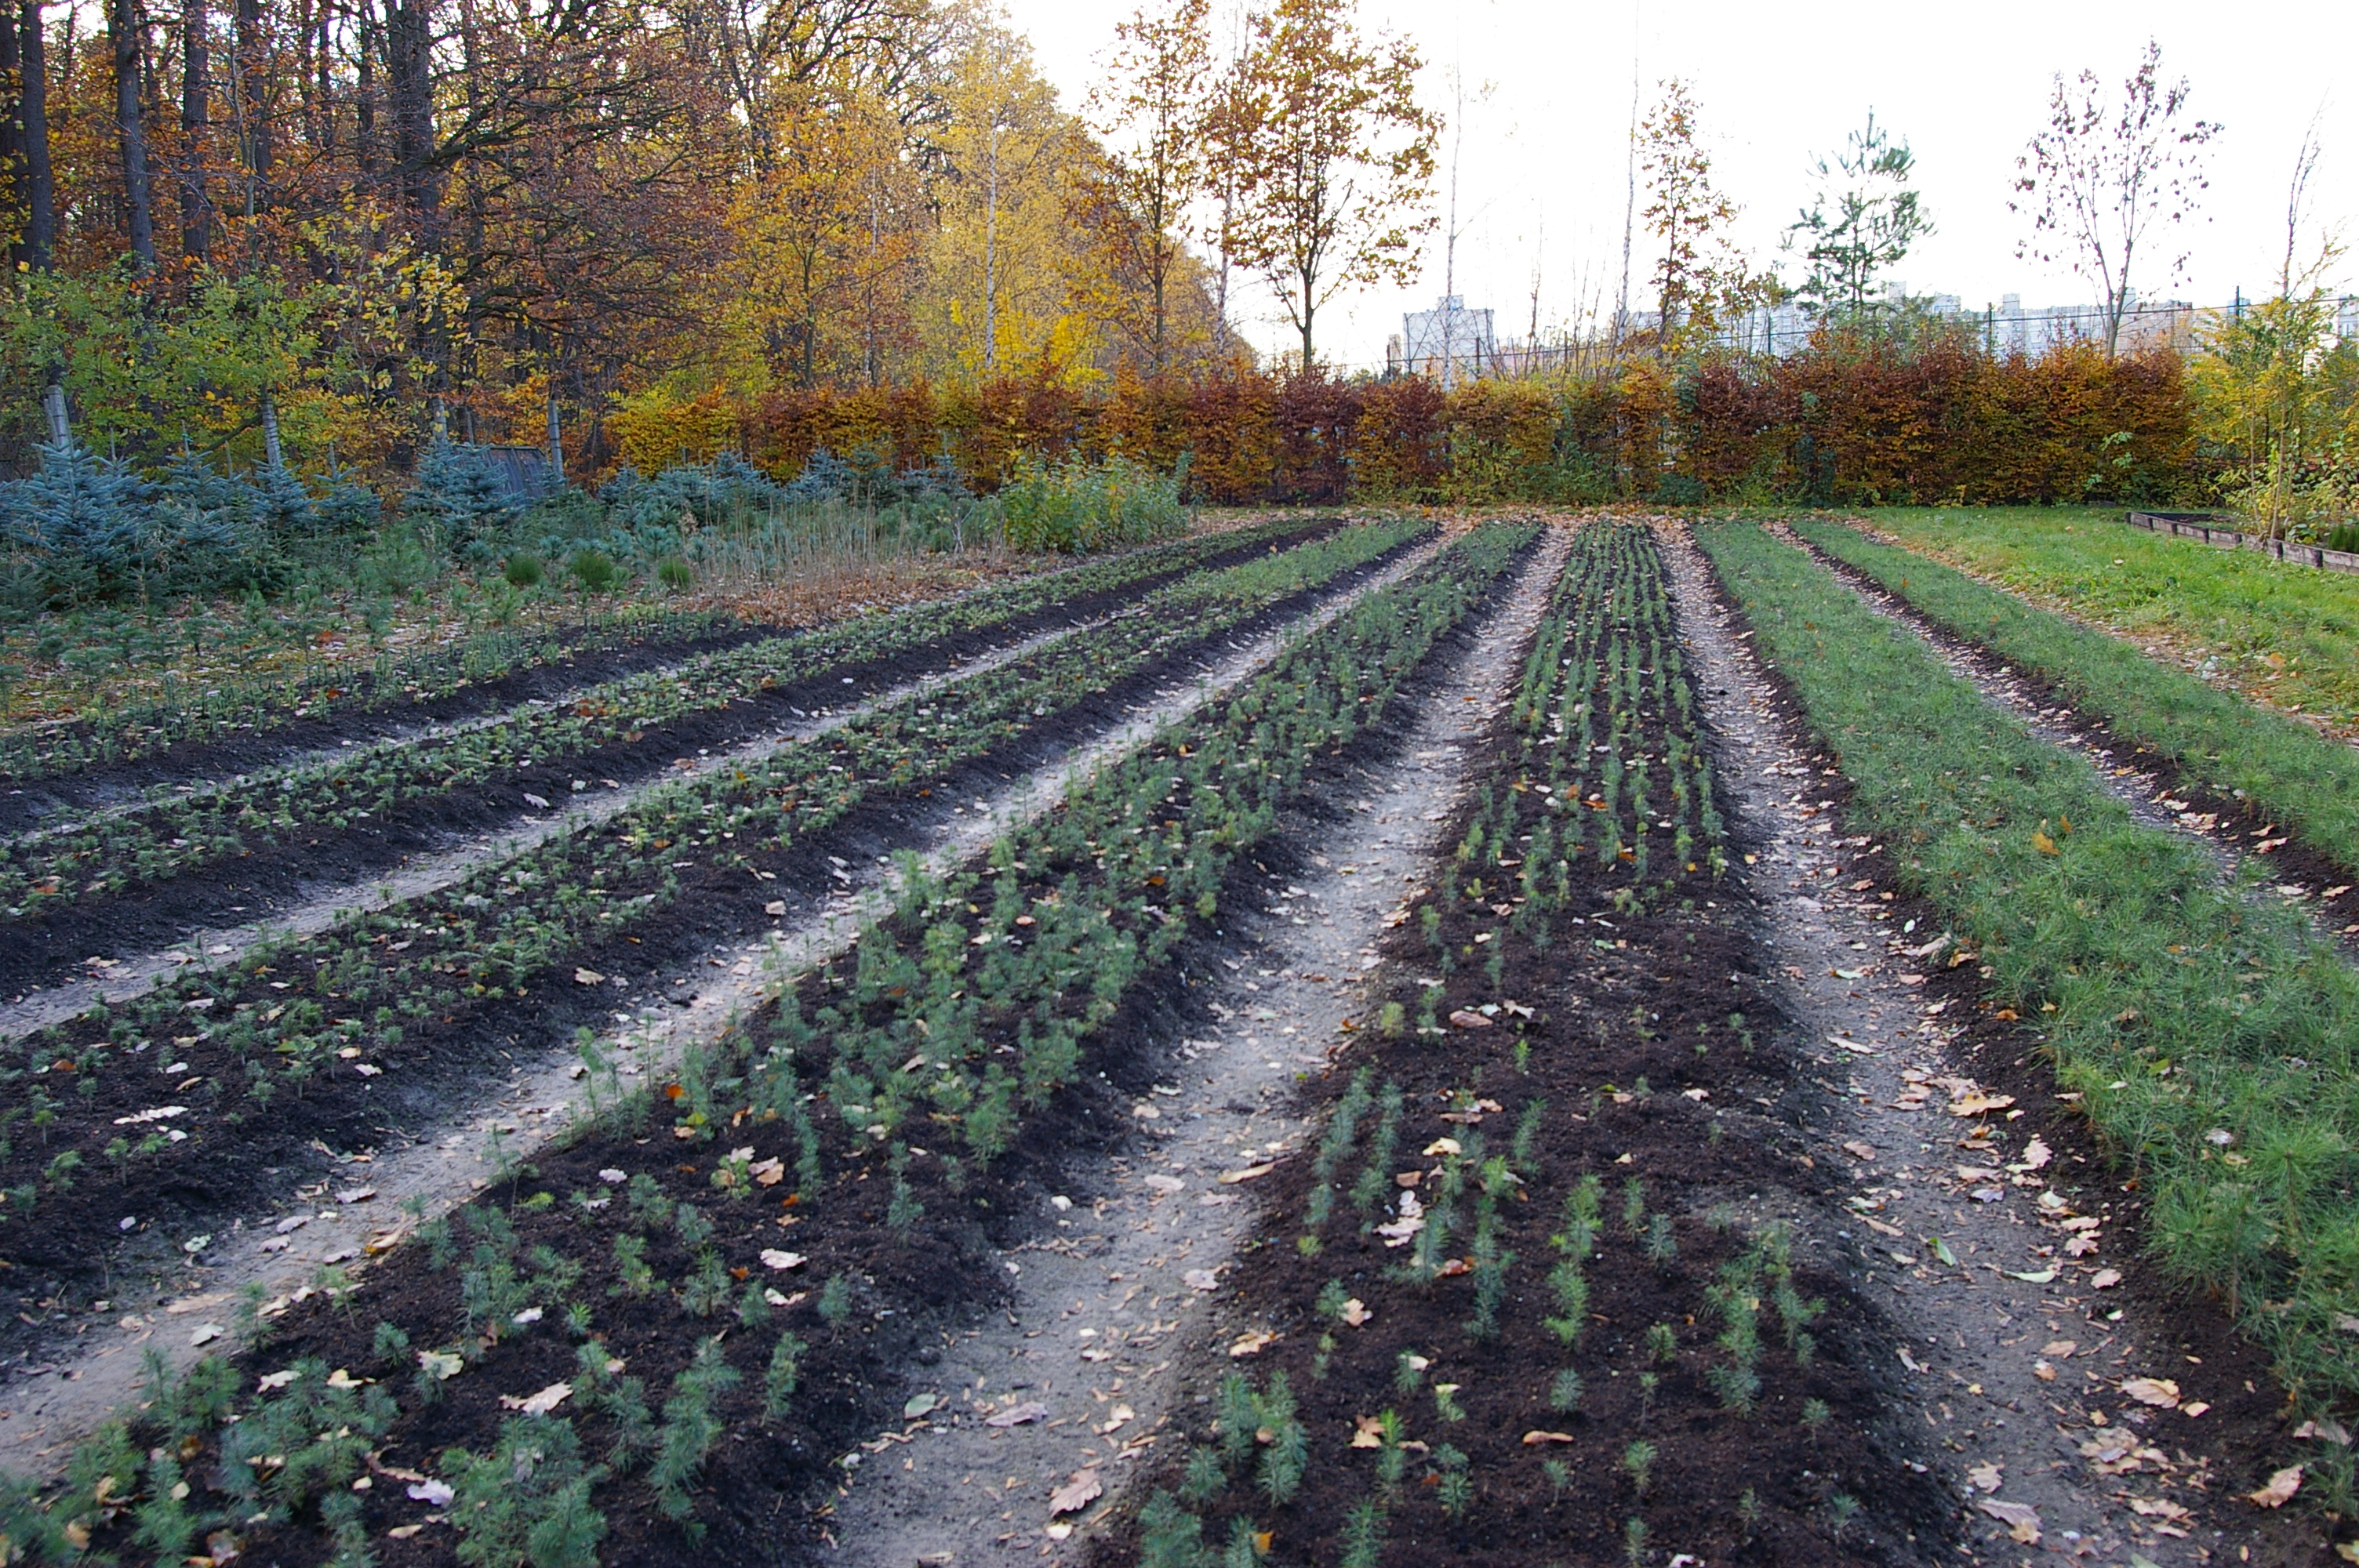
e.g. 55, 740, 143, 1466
1699, 520, 2359, 1418
1856, 506, 2359, 731
1797, 517, 2359, 886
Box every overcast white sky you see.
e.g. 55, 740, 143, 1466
1001, 0, 2357, 370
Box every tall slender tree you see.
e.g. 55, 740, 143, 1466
1222, 0, 1436, 370
2011, 38, 2218, 358
1637, 77, 1740, 348
179, 0, 211, 260
1078, 0, 1211, 372
111, 0, 157, 268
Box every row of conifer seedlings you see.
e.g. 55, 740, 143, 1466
0, 603, 743, 789
0, 523, 1541, 1566
0, 519, 1427, 1246
0, 520, 1327, 924
1116, 522, 1902, 1566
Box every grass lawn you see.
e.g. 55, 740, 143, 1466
1857, 506, 2359, 735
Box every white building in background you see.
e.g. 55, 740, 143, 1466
1396, 296, 1496, 384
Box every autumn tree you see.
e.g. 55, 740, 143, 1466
2011, 38, 2218, 358
1787, 111, 1931, 321
1075, 0, 1211, 372
1637, 77, 1745, 350
727, 77, 918, 387
1223, 0, 1436, 370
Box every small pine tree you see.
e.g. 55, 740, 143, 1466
405, 434, 518, 558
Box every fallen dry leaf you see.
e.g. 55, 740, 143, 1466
1968, 1462, 2002, 1493
1218, 1163, 1274, 1185
499, 1382, 572, 1417
1974, 1497, 2041, 1544
1842, 1141, 1877, 1161
1183, 1269, 1220, 1292
1350, 1416, 1386, 1450
1049, 1469, 1103, 1515
986, 1401, 1049, 1428
1339, 1298, 1372, 1327
406, 1479, 455, 1507
2041, 1340, 2077, 1359
2248, 1465, 2304, 1508
2121, 1377, 2181, 1409
572, 967, 604, 986
1228, 1330, 1275, 1357
758, 1249, 806, 1271
1521, 1431, 1576, 1445
1447, 1009, 1493, 1029
2090, 1268, 2123, 1289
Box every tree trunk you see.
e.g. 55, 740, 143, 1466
234, 0, 267, 189
111, 0, 155, 270
261, 386, 283, 470
178, 0, 208, 260
1, 2, 23, 256
17, 0, 51, 269
385, 0, 438, 238
546, 387, 562, 485
353, 0, 376, 176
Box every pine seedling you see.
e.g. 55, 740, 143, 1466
1256, 1374, 1307, 1506
1543, 1457, 1572, 1504
1316, 1279, 1350, 1322
1432, 1381, 1467, 1424
1638, 1371, 1659, 1423
1511, 1098, 1547, 1171
1827, 1492, 1861, 1537
1623, 1515, 1648, 1567
1737, 1486, 1763, 1533
649, 1337, 741, 1522
1801, 1397, 1830, 1444
1180, 1445, 1227, 1504
1434, 1444, 1472, 1522
1373, 1410, 1408, 1496
1644, 1214, 1677, 1271
1139, 1492, 1207, 1568
817, 1272, 853, 1325
1645, 1323, 1677, 1365
1548, 1367, 1583, 1413
1621, 1177, 1646, 1236
1339, 1497, 1387, 1568
763, 1331, 806, 1419
1557, 1174, 1602, 1260
1543, 1256, 1589, 1345
1217, 1371, 1259, 1467
1621, 1439, 1656, 1497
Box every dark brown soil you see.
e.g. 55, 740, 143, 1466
0, 542, 1394, 1328
0, 524, 1339, 996
1089, 568, 1955, 1566
33, 539, 1510, 1568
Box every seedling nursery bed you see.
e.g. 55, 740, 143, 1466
0, 517, 2343, 1568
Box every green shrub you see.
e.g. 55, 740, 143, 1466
995, 454, 1187, 554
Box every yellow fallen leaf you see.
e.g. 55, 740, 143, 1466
1219, 1163, 1274, 1184
1339, 1298, 1372, 1327
1350, 1416, 1385, 1449
1521, 1430, 1576, 1445
1228, 1330, 1275, 1357
2032, 829, 2059, 856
